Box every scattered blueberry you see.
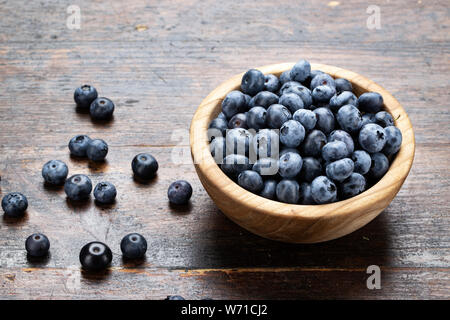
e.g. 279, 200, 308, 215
74, 85, 98, 109
168, 180, 193, 205
86, 138, 108, 161
90, 97, 115, 120
25, 233, 50, 257
121, 233, 147, 259
241, 69, 265, 96
266, 104, 292, 129
94, 182, 117, 204
276, 179, 300, 204
132, 153, 158, 180
68, 134, 92, 157
382, 126, 402, 156
359, 123, 386, 153
358, 92, 383, 113
311, 176, 337, 204
293, 109, 317, 131
280, 120, 305, 148
237, 170, 264, 193
264, 74, 280, 93
1, 192, 28, 217
79, 241, 112, 271
42, 160, 68, 185
64, 174, 92, 201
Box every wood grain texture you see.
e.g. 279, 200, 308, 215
0, 0, 449, 299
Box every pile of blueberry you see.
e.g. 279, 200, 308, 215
1, 84, 193, 274
209, 59, 403, 204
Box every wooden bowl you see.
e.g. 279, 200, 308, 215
190, 63, 415, 243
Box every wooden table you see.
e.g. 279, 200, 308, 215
0, 0, 449, 299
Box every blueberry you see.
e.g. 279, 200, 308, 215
382, 126, 402, 156
329, 91, 358, 112
276, 179, 300, 204
310, 73, 336, 90
226, 128, 252, 157
279, 93, 304, 113
1, 192, 28, 217
68, 134, 92, 157
237, 170, 264, 193
228, 113, 247, 129
313, 107, 335, 134
79, 241, 112, 271
249, 91, 279, 109
209, 117, 228, 136
25, 233, 50, 257
210, 136, 226, 162
264, 74, 281, 93
358, 123, 386, 153
243, 94, 252, 109
311, 176, 337, 204
280, 82, 312, 108
266, 104, 292, 129
322, 141, 348, 162
336, 104, 362, 133
358, 92, 383, 113
246, 106, 267, 130
132, 153, 158, 180
168, 180, 193, 205
165, 295, 185, 300
221, 154, 252, 177
241, 69, 265, 96
259, 179, 277, 200
279, 70, 292, 85
94, 182, 117, 204
334, 78, 353, 94
278, 152, 303, 178
86, 138, 108, 161
351, 150, 372, 175
280, 147, 300, 157
218, 112, 227, 120
369, 152, 390, 179
221, 90, 246, 119
304, 70, 324, 88
375, 111, 394, 127
120, 233, 147, 259
299, 157, 322, 183
90, 97, 114, 120
42, 160, 69, 185
290, 59, 311, 83
340, 173, 366, 198
252, 157, 279, 176
280, 120, 305, 148
328, 130, 354, 156
312, 85, 336, 103
293, 109, 317, 131
299, 182, 315, 205
301, 129, 327, 157
361, 113, 376, 127
252, 129, 279, 158
326, 158, 354, 182
74, 85, 98, 109
64, 174, 92, 201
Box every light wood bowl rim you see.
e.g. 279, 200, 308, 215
190, 62, 415, 222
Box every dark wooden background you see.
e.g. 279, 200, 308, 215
0, 0, 449, 299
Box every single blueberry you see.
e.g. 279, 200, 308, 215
334, 78, 353, 94
279, 92, 305, 114
322, 141, 348, 162
375, 111, 394, 127
313, 107, 335, 134
299, 182, 315, 205
90, 97, 114, 120
209, 117, 228, 136
311, 176, 337, 204
217, 112, 227, 120
266, 104, 292, 129
1, 192, 28, 217
252, 129, 279, 158
94, 182, 117, 204
328, 130, 354, 156
86, 138, 108, 161
361, 113, 376, 127
329, 91, 358, 112
25, 233, 50, 257
290, 59, 311, 83
312, 85, 336, 103
237, 170, 264, 193
279, 70, 292, 85
351, 150, 372, 175
249, 91, 279, 109
79, 241, 112, 271
336, 104, 362, 133
64, 174, 92, 201
221, 154, 252, 177
369, 152, 390, 179
132, 153, 158, 180
280, 147, 300, 157
310, 73, 336, 90
358, 123, 386, 153
228, 113, 248, 129
252, 157, 279, 176
259, 179, 278, 200
279, 120, 305, 148
303, 70, 324, 88
279, 81, 312, 108
241, 69, 265, 96
276, 179, 300, 204
42, 160, 69, 185
74, 85, 98, 109
221, 90, 246, 119
68, 134, 92, 157
301, 129, 327, 157
246, 106, 267, 130
121, 233, 147, 259
210, 136, 226, 162
299, 157, 322, 183
382, 126, 402, 156
243, 94, 252, 109
168, 180, 193, 205
293, 109, 317, 131
340, 173, 366, 199
326, 158, 354, 182
278, 152, 303, 179
357, 92, 383, 113
225, 128, 252, 157
264, 74, 280, 93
